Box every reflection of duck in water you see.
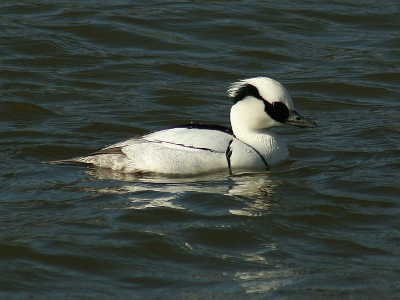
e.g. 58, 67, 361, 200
86, 170, 280, 214
56, 77, 316, 175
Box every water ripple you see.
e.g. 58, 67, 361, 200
1, 0, 400, 298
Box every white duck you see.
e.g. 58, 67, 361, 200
57, 77, 316, 175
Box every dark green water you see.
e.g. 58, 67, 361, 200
1, 1, 399, 298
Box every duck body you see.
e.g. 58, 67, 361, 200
58, 77, 316, 176
72, 123, 288, 175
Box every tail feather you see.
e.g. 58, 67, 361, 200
48, 147, 125, 167
47, 157, 93, 167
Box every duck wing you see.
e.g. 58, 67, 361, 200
141, 124, 234, 153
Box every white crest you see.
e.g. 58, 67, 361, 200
227, 77, 294, 109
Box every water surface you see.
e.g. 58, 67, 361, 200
1, 0, 399, 298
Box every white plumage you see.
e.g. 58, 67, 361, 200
56, 77, 317, 176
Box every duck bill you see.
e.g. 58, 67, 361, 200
284, 110, 317, 128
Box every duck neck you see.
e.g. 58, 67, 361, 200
233, 127, 275, 149
232, 126, 289, 166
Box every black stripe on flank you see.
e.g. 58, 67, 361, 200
225, 139, 233, 175
151, 139, 223, 153
252, 147, 269, 168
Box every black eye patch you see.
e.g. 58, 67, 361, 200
264, 101, 290, 123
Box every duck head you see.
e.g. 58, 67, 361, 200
228, 77, 317, 133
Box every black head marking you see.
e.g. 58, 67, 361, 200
264, 101, 290, 123
232, 84, 263, 103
